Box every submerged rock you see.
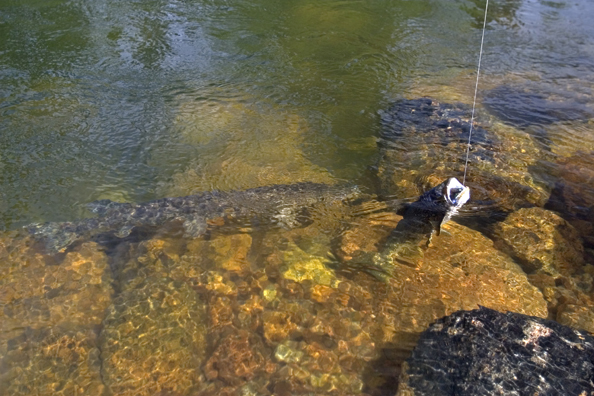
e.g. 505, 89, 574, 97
376, 97, 548, 213
545, 151, 594, 250
556, 303, 594, 334
204, 329, 272, 386
396, 306, 594, 396
168, 99, 335, 195
338, 213, 548, 334
0, 237, 112, 332
281, 241, 338, 287
0, 325, 106, 396
99, 277, 208, 396
493, 207, 585, 276
369, 220, 548, 342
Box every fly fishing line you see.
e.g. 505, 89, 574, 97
462, 0, 489, 186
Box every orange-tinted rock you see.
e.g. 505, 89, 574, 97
210, 234, 253, 274
204, 330, 271, 385
100, 277, 207, 396
557, 303, 594, 333
0, 325, 106, 396
0, 236, 112, 331
370, 221, 548, 344
336, 208, 401, 261
493, 207, 585, 276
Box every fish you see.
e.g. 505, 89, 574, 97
26, 178, 469, 262
346, 177, 470, 276
27, 182, 363, 253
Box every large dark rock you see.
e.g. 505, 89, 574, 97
397, 306, 594, 396
376, 97, 548, 214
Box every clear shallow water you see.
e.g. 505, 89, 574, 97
1, 0, 589, 229
1, 0, 594, 394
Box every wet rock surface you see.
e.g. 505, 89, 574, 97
376, 97, 548, 214
493, 207, 585, 276
99, 276, 208, 396
396, 306, 594, 396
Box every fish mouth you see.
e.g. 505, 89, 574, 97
444, 178, 471, 208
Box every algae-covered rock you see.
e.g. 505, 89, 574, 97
99, 277, 208, 396
370, 220, 548, 343
376, 98, 549, 211
0, 236, 112, 331
493, 207, 585, 276
0, 325, 106, 396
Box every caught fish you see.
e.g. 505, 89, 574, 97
27, 183, 362, 253
349, 177, 470, 276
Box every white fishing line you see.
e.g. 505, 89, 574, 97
462, 0, 489, 186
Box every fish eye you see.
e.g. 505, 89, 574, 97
449, 187, 463, 199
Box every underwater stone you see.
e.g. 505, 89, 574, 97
396, 306, 594, 396
493, 207, 585, 276
0, 237, 112, 331
369, 220, 548, 344
377, 97, 549, 210
210, 233, 253, 274
0, 325, 106, 396
556, 304, 594, 334
263, 283, 278, 302
204, 329, 271, 385
281, 242, 338, 287
545, 152, 594, 250
169, 99, 335, 195
99, 276, 207, 396
483, 84, 594, 128
275, 340, 305, 363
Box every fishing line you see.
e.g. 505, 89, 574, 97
462, 0, 489, 186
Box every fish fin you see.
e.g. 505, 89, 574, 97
429, 219, 442, 236
115, 225, 134, 238
27, 222, 80, 253
183, 217, 208, 238
87, 199, 118, 216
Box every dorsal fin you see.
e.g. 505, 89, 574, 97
86, 199, 121, 216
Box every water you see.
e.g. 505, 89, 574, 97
1, 0, 594, 394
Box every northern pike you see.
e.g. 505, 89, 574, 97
348, 177, 471, 276
27, 183, 362, 253
27, 178, 469, 259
